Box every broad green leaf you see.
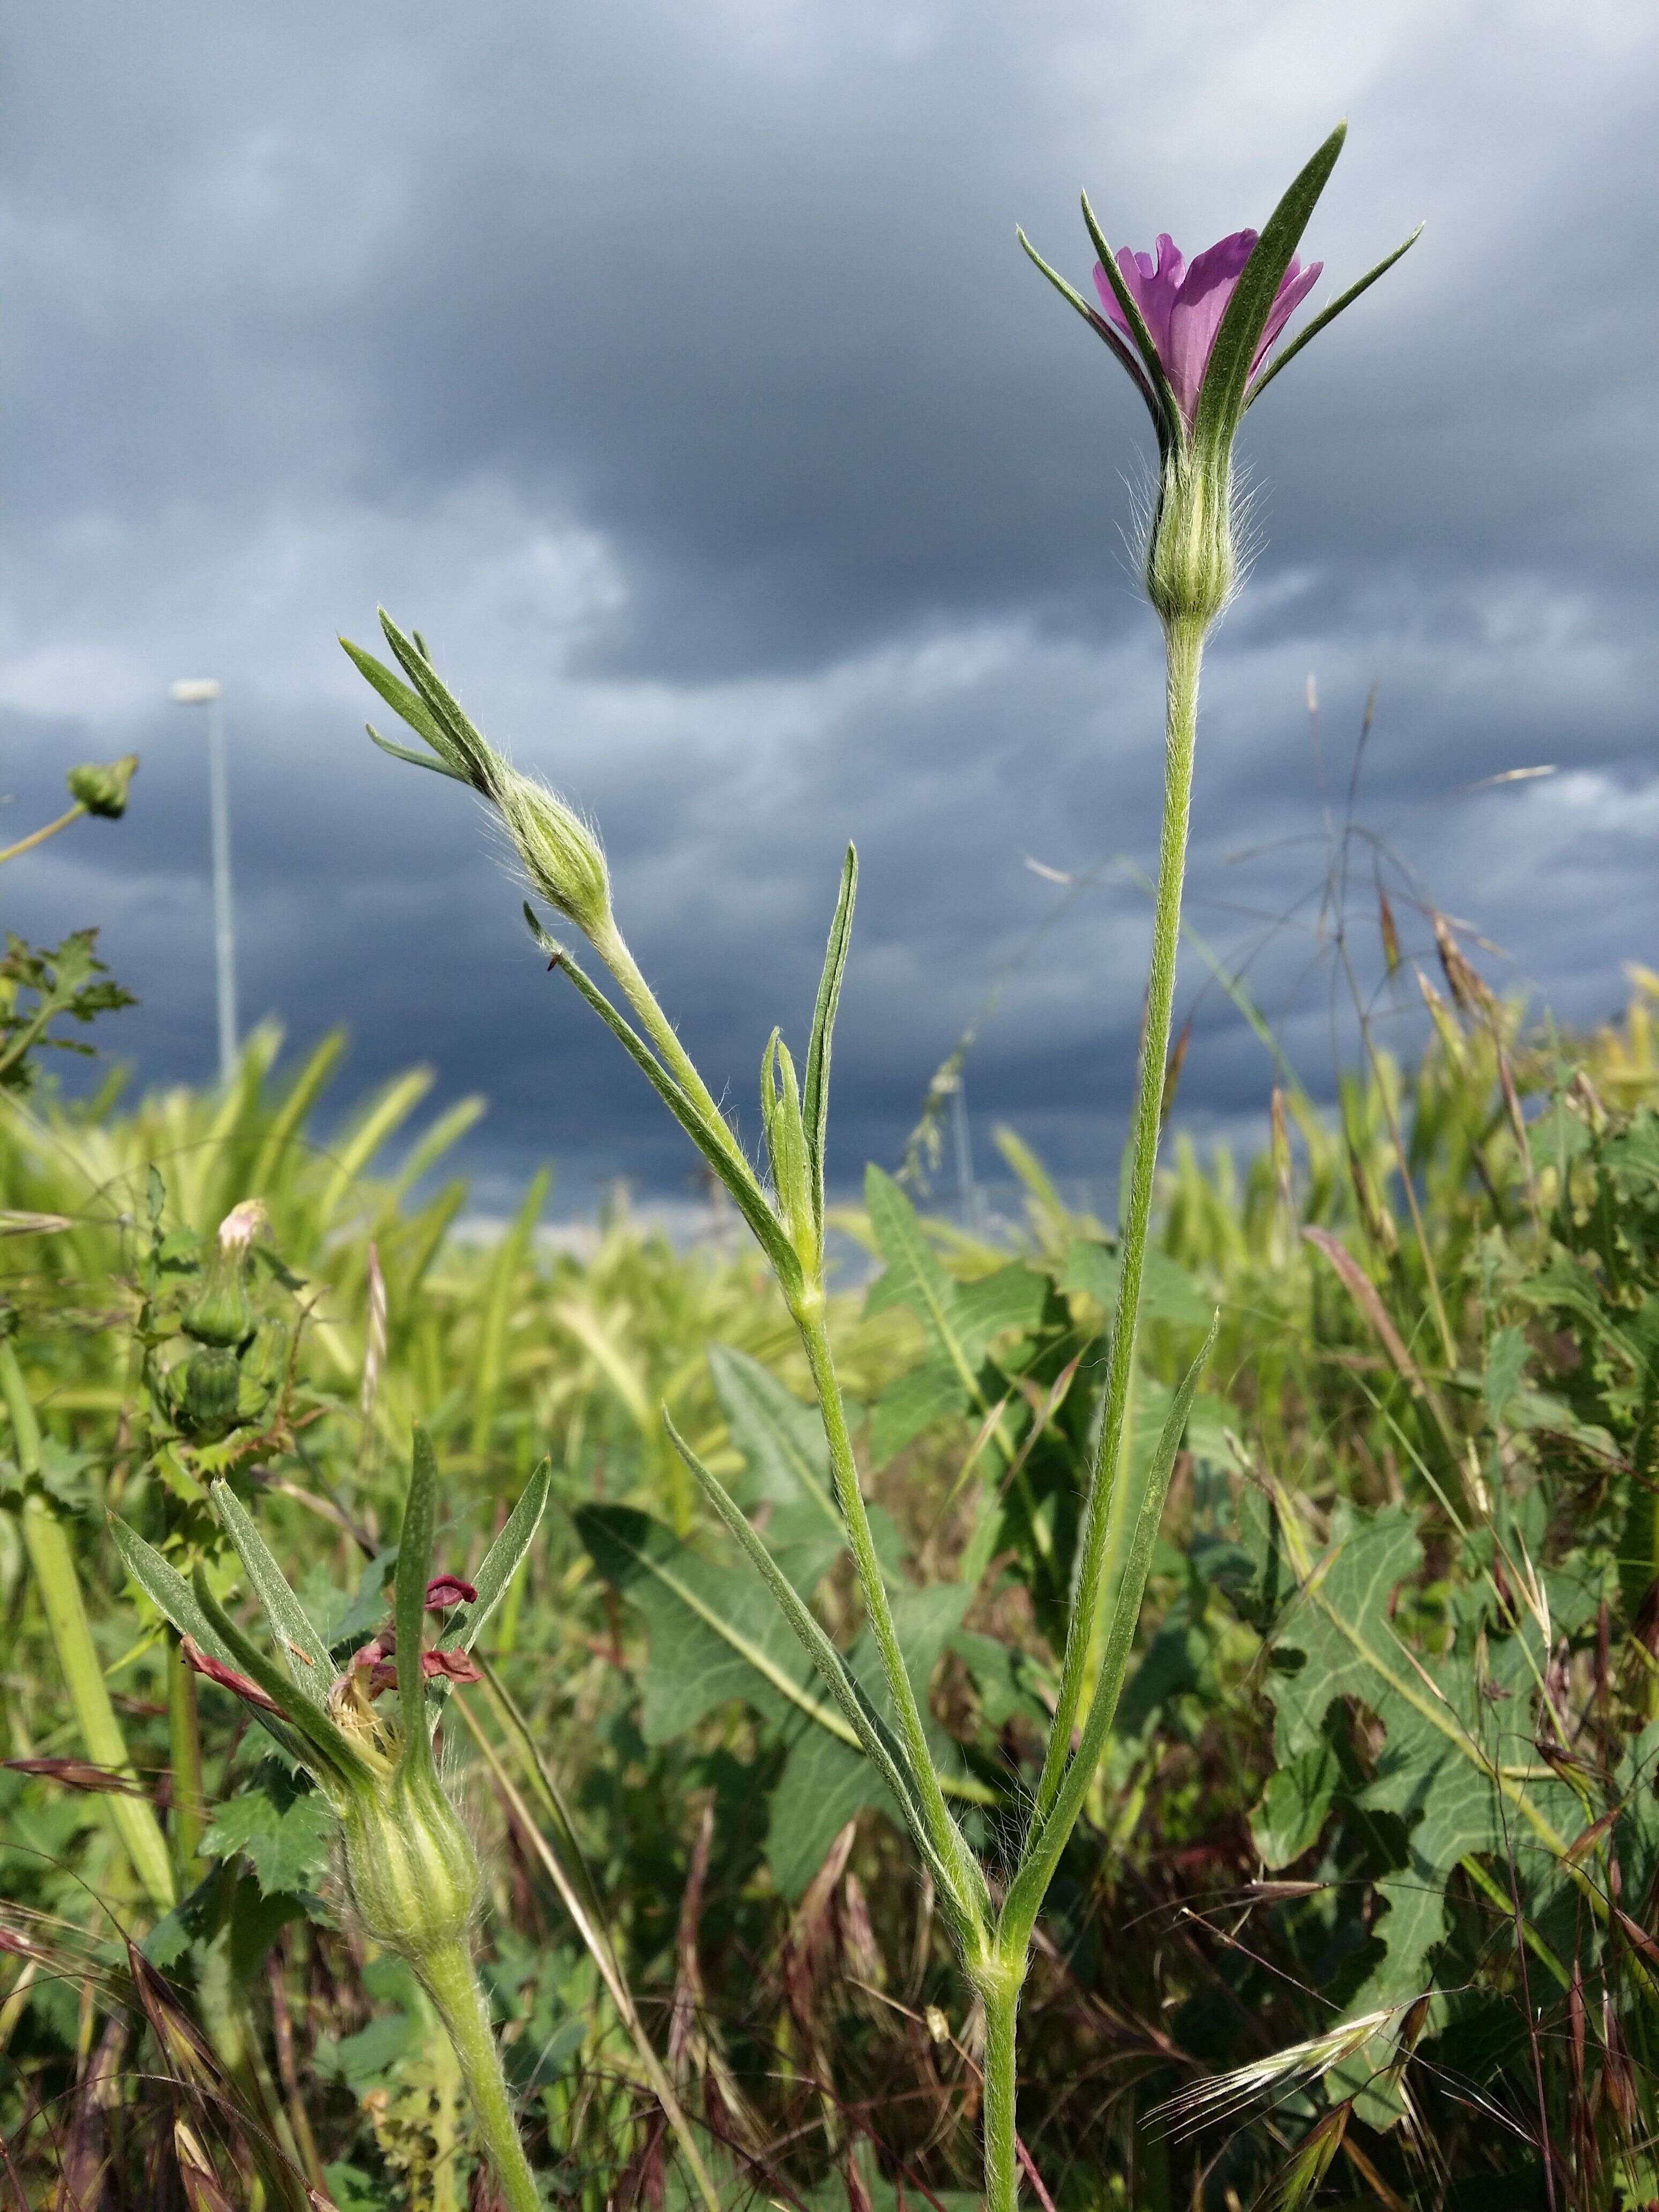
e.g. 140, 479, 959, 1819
210, 1482, 333, 1695
1251, 1739, 1341, 1868
1259, 1500, 1582, 2028
868, 1358, 970, 1467
576, 1503, 847, 1747
1060, 1238, 1214, 1327
1482, 1324, 1529, 1425
708, 1343, 839, 1526
863, 1165, 976, 1389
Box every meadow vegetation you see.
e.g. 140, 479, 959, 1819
4, 906, 1659, 2209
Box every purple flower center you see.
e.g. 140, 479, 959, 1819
1094, 230, 1321, 428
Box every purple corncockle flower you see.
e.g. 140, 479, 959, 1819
1093, 231, 1321, 430
181, 1634, 283, 1714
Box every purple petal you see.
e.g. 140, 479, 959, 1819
1160, 229, 1258, 425
1249, 258, 1323, 382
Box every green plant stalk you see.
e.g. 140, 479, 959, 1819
1031, 611, 1205, 1826
0, 800, 87, 867
978, 1961, 1025, 2212
793, 1292, 988, 1927
418, 1938, 543, 2212
166, 1631, 206, 1878
2, 1342, 176, 1912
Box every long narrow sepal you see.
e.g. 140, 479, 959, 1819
365, 722, 469, 781
339, 638, 454, 765
446, 1459, 551, 1659
1016, 229, 1165, 439
1079, 195, 1185, 453
661, 1409, 989, 1943
189, 1566, 381, 1795
209, 1481, 333, 1696
395, 1426, 442, 1782
1000, 1318, 1217, 1954
376, 612, 499, 795
803, 845, 857, 1249
1244, 223, 1424, 409
526, 906, 802, 1290
1192, 123, 1347, 459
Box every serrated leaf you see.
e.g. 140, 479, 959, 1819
1260, 1500, 1582, 2022
203, 1788, 334, 1896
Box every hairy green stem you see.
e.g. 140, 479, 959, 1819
1031, 613, 1205, 1827
167, 1633, 206, 1879
979, 1962, 1024, 2212
419, 1938, 543, 2212
2, 1341, 176, 1912
794, 1294, 985, 1930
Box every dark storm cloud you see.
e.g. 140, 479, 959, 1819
3, 2, 1657, 1218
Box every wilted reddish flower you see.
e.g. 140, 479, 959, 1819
1093, 231, 1321, 429
425, 1574, 477, 1610
364, 1645, 482, 1699
180, 1634, 282, 1714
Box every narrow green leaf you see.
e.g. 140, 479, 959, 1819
803, 846, 857, 1242
375, 611, 495, 794
189, 1567, 378, 1795
1078, 196, 1185, 452
1016, 228, 1165, 436
533, 914, 799, 1287
658, 1413, 987, 1930
209, 1483, 333, 1698
1003, 1318, 1217, 1947
448, 1458, 551, 1657
365, 723, 468, 781
1245, 224, 1423, 409
395, 1427, 440, 1780
1192, 123, 1347, 459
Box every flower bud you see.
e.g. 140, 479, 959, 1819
181, 1201, 266, 1349
495, 767, 612, 941
66, 754, 138, 820
340, 1761, 480, 1963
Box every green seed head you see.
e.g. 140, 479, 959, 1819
181, 1200, 267, 1349
66, 753, 138, 820
341, 1762, 480, 1964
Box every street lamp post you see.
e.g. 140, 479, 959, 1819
169, 678, 238, 1086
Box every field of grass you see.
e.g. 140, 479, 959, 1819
4, 894, 1659, 2209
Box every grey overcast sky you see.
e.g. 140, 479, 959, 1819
3, 1, 1656, 1217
